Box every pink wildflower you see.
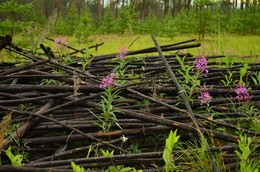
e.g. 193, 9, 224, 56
199, 91, 211, 105
194, 56, 208, 75
55, 36, 68, 50
235, 85, 251, 102
118, 46, 127, 59
100, 72, 117, 88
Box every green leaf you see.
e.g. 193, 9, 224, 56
119, 167, 133, 172
71, 161, 85, 172
5, 146, 23, 167
12, 155, 23, 167
163, 149, 171, 164
163, 130, 180, 172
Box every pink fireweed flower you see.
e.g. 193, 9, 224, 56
194, 56, 208, 75
100, 72, 117, 88
235, 85, 251, 102
199, 91, 211, 105
55, 36, 68, 50
118, 46, 127, 59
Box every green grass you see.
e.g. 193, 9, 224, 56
1, 33, 260, 62
84, 34, 260, 57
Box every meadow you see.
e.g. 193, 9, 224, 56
1, 34, 260, 62
67, 34, 260, 57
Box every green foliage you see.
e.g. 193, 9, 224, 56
251, 72, 260, 85
239, 63, 250, 85
235, 135, 258, 172
74, 10, 95, 43
116, 6, 137, 34
127, 144, 142, 154
1, 0, 260, 37
19, 11, 57, 55
221, 70, 236, 86
78, 48, 93, 71
223, 54, 235, 67
193, 0, 219, 39
250, 117, 260, 132
66, 4, 79, 36
173, 9, 197, 34
92, 86, 122, 131
103, 165, 133, 172
101, 149, 114, 157
71, 161, 85, 172
162, 14, 178, 39
40, 69, 65, 86
86, 143, 96, 158
177, 137, 222, 172
99, 9, 116, 34
114, 58, 141, 84
136, 14, 162, 35
163, 130, 180, 172
100, 149, 135, 172
0, 0, 32, 15
54, 15, 67, 35
176, 55, 201, 102
176, 56, 193, 84
5, 146, 23, 167
226, 7, 260, 35
5, 122, 30, 163
0, 19, 20, 35
0, 0, 32, 35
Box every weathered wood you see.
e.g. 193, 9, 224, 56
0, 84, 102, 93
0, 105, 129, 154
0, 101, 54, 149
0, 166, 71, 172
0, 59, 50, 76
0, 92, 72, 105
1, 36, 259, 171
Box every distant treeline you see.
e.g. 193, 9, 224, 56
0, 0, 260, 40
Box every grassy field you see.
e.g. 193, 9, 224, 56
1, 33, 260, 62
71, 34, 260, 56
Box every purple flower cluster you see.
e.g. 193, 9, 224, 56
100, 72, 117, 88
194, 56, 208, 75
118, 46, 127, 59
199, 91, 211, 105
55, 36, 67, 50
235, 85, 251, 102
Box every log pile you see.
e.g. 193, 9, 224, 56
0, 35, 259, 172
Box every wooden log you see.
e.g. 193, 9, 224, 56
0, 101, 54, 149
0, 84, 102, 93
25, 144, 238, 168
0, 105, 129, 154
83, 100, 239, 142
0, 166, 71, 172
30, 137, 123, 163
0, 59, 50, 76
0, 92, 72, 105
92, 42, 201, 62
22, 125, 170, 145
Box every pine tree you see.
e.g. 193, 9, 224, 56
0, 0, 32, 36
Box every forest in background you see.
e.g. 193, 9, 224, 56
0, 0, 260, 42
